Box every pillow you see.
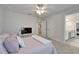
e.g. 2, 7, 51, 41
0, 40, 8, 54
3, 37, 19, 53
9, 34, 25, 48
17, 36, 25, 48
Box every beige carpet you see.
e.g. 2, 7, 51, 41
51, 39, 79, 54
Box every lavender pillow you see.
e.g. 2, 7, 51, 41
0, 40, 8, 54
3, 37, 19, 53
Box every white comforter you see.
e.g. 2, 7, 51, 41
18, 35, 57, 54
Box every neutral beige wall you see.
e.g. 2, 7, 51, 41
2, 10, 37, 34
47, 13, 65, 42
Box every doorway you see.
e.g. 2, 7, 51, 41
65, 13, 79, 47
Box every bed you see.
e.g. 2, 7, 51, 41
0, 34, 57, 54
18, 35, 57, 54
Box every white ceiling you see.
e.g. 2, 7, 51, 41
0, 4, 79, 16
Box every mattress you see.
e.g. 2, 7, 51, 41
18, 36, 56, 54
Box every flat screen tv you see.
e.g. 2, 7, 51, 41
21, 27, 32, 34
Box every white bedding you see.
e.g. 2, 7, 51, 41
32, 35, 52, 45
18, 35, 57, 54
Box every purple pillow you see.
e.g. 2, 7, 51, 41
3, 37, 19, 53
0, 40, 8, 54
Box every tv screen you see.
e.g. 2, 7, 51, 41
21, 27, 32, 34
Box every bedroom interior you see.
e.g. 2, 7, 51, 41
0, 4, 79, 54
